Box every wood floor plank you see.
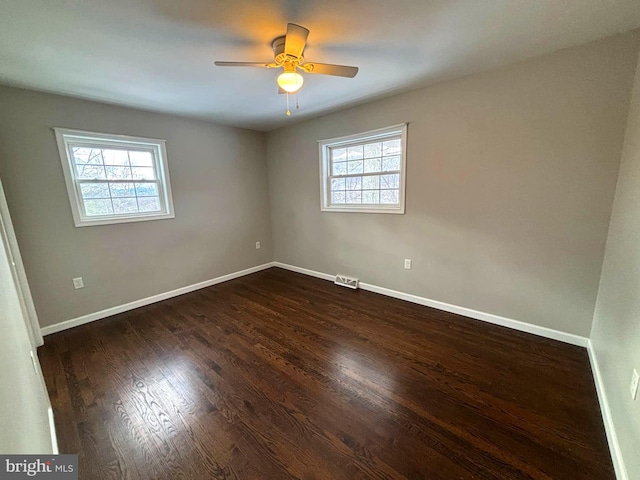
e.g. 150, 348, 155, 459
39, 267, 614, 479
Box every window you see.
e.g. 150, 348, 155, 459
54, 128, 175, 227
319, 124, 407, 214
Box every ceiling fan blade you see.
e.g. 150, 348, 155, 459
301, 62, 359, 78
284, 23, 309, 59
214, 61, 275, 68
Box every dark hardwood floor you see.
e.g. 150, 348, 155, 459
38, 267, 614, 479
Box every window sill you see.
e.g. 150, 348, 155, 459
73, 212, 175, 227
321, 206, 405, 214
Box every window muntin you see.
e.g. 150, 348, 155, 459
319, 124, 407, 213
55, 129, 175, 227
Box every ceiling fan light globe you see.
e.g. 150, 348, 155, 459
277, 71, 304, 93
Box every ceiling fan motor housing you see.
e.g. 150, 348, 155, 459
272, 36, 303, 65
214, 24, 357, 80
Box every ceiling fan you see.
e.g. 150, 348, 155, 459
215, 23, 359, 113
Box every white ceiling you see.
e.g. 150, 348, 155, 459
1, 0, 640, 131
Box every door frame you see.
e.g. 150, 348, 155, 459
0, 177, 43, 347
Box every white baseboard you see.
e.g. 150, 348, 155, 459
40, 263, 275, 336
275, 262, 628, 476
272, 262, 589, 347
272, 262, 335, 282
48, 407, 58, 455
40, 260, 621, 476
43, 259, 589, 345
587, 342, 628, 480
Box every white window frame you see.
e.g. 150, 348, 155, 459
319, 124, 407, 214
54, 128, 175, 227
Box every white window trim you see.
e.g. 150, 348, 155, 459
319, 124, 407, 214
54, 128, 175, 227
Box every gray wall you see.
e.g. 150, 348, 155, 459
592, 48, 640, 479
266, 33, 640, 337
0, 87, 272, 328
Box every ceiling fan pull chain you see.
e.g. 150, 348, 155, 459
296, 92, 300, 110
286, 93, 291, 116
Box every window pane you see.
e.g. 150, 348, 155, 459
330, 178, 346, 191
138, 197, 161, 212
129, 151, 154, 167
347, 160, 363, 174
331, 191, 346, 204
383, 139, 401, 155
364, 142, 382, 159
72, 148, 102, 165
363, 158, 381, 173
346, 190, 362, 203
105, 166, 132, 180
332, 162, 347, 176
380, 189, 399, 204
362, 190, 380, 204
109, 182, 135, 197
362, 175, 380, 190
135, 183, 159, 197
132, 167, 156, 180
112, 197, 138, 214
80, 183, 110, 199
382, 155, 401, 172
347, 145, 363, 160
381, 174, 400, 189
102, 149, 130, 166
331, 148, 347, 162
84, 199, 113, 216
346, 176, 362, 190
75, 164, 106, 180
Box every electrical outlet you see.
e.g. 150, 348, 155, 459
72, 277, 84, 289
255, 241, 261, 249
404, 259, 412, 270
631, 369, 639, 400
